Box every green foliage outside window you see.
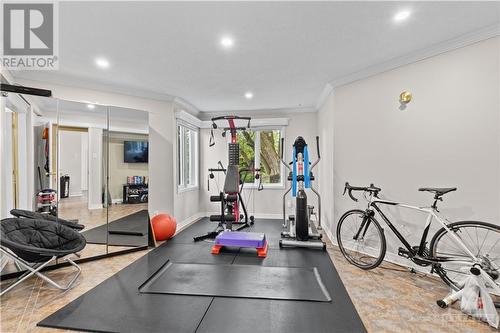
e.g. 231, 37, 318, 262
237, 129, 281, 185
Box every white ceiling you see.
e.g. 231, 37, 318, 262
12, 1, 500, 112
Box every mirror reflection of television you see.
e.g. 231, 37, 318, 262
124, 141, 148, 163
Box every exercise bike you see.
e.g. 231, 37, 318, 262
279, 136, 326, 250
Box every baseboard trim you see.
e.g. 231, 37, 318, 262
253, 213, 282, 219
176, 212, 205, 234
321, 223, 434, 277
204, 211, 282, 220
88, 204, 103, 210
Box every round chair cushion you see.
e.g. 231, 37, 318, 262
0, 218, 86, 263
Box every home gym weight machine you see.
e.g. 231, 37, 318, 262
279, 136, 326, 250
193, 115, 262, 242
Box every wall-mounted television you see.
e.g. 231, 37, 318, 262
124, 141, 148, 163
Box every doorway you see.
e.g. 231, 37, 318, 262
57, 126, 89, 216
1, 92, 30, 218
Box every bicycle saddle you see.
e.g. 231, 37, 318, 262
418, 187, 457, 196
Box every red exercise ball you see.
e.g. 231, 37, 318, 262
151, 214, 177, 241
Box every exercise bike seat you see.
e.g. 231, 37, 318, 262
223, 165, 240, 194
418, 187, 457, 196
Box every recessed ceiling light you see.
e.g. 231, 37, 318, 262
87, 104, 95, 109
220, 36, 234, 49
95, 57, 110, 69
394, 10, 411, 22
244, 92, 253, 99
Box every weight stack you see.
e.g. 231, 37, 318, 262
228, 143, 239, 166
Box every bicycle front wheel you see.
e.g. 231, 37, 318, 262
430, 221, 500, 293
336, 209, 386, 270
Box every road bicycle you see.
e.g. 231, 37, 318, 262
336, 183, 500, 297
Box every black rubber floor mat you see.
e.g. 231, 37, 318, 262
139, 261, 331, 302
81, 210, 148, 247
38, 219, 366, 333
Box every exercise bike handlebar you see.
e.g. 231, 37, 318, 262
280, 136, 321, 171
280, 138, 291, 171
310, 136, 320, 171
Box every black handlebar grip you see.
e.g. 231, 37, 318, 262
280, 138, 285, 159
349, 190, 358, 202
343, 182, 358, 202
316, 136, 320, 158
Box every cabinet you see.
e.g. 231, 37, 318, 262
122, 184, 148, 204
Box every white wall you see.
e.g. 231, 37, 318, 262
1, 102, 14, 218
316, 91, 335, 233
81, 132, 88, 191
317, 37, 500, 263
108, 132, 148, 201
59, 130, 83, 197
199, 111, 319, 218
16, 112, 29, 209
173, 106, 202, 224
88, 127, 103, 209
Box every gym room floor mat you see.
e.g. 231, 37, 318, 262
38, 218, 366, 333
81, 209, 149, 247
139, 261, 332, 302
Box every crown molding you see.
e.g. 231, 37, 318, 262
0, 69, 15, 84
315, 23, 500, 111
175, 110, 203, 128
173, 96, 201, 116
12, 73, 176, 103
314, 83, 334, 111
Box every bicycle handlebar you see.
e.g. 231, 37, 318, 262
343, 182, 381, 202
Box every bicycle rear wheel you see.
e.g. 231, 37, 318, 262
430, 221, 500, 294
336, 209, 386, 269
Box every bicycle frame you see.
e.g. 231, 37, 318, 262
359, 193, 500, 295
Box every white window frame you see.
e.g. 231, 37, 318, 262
238, 126, 286, 190
177, 121, 199, 193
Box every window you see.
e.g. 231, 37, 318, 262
177, 123, 198, 191
237, 128, 283, 187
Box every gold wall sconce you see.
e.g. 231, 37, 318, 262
399, 91, 412, 110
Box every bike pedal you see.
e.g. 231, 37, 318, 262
398, 247, 411, 258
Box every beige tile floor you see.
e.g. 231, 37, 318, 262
1, 225, 498, 333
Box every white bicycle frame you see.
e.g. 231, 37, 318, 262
365, 193, 500, 295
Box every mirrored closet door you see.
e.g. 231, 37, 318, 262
106, 106, 150, 254
56, 100, 109, 259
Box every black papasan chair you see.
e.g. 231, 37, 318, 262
0, 218, 86, 296
10, 209, 85, 231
